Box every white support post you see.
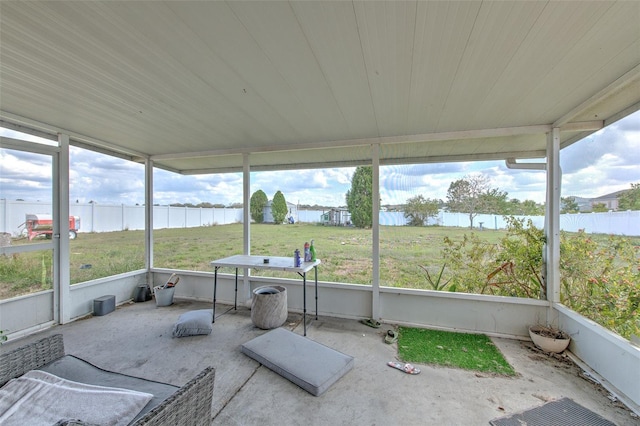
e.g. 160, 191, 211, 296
242, 154, 251, 303
56, 133, 71, 324
372, 144, 380, 320
545, 128, 561, 305
243, 153, 250, 256
145, 159, 153, 275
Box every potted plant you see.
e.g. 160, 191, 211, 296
528, 325, 571, 353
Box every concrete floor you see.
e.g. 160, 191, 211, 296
2, 299, 637, 425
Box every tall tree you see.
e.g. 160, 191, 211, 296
618, 183, 640, 210
250, 189, 268, 223
404, 195, 440, 226
519, 199, 545, 215
446, 174, 491, 229
478, 188, 509, 214
591, 202, 609, 213
345, 166, 372, 228
271, 190, 288, 224
561, 196, 579, 213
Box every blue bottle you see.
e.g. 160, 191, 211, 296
294, 249, 301, 267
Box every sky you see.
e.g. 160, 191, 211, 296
1, 109, 639, 207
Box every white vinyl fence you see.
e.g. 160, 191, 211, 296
1, 199, 638, 236
0, 200, 243, 236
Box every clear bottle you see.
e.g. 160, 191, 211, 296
309, 239, 316, 261
294, 249, 301, 267
304, 241, 311, 262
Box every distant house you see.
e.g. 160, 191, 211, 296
321, 208, 351, 226
263, 201, 298, 223
589, 190, 630, 211
572, 196, 593, 212
563, 190, 630, 212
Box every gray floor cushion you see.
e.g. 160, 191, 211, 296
172, 309, 213, 337
241, 327, 354, 396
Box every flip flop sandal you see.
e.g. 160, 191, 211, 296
387, 361, 421, 375
384, 329, 398, 344
360, 318, 381, 328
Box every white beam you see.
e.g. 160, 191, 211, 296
180, 149, 549, 176
242, 153, 251, 303
372, 144, 380, 320
0, 117, 58, 142
243, 154, 250, 257
145, 159, 154, 273
0, 137, 60, 155
150, 125, 552, 161
553, 64, 640, 128
56, 133, 71, 324
0, 111, 149, 159
545, 128, 561, 305
559, 120, 603, 133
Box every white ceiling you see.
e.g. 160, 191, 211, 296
1, 1, 639, 174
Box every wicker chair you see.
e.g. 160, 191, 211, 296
0, 334, 215, 426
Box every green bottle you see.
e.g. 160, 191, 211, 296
309, 239, 316, 261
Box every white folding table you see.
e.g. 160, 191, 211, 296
210, 255, 321, 336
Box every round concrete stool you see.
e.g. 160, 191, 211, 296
251, 286, 288, 329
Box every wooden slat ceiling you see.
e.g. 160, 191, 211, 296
1, 1, 639, 173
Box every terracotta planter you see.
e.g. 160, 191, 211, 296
529, 325, 571, 353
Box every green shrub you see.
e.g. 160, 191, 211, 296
441, 232, 500, 295
250, 189, 268, 223
440, 218, 639, 339
559, 231, 639, 340
271, 190, 288, 224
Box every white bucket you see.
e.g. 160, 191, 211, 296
154, 286, 175, 307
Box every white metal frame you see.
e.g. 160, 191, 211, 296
0, 136, 63, 322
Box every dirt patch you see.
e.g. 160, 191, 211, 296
521, 340, 638, 420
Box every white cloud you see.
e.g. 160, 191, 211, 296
313, 171, 329, 188
560, 110, 640, 198
324, 168, 354, 185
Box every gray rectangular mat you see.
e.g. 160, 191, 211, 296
490, 397, 615, 426
241, 327, 354, 396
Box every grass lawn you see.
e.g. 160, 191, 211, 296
397, 327, 516, 376
2, 223, 501, 298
